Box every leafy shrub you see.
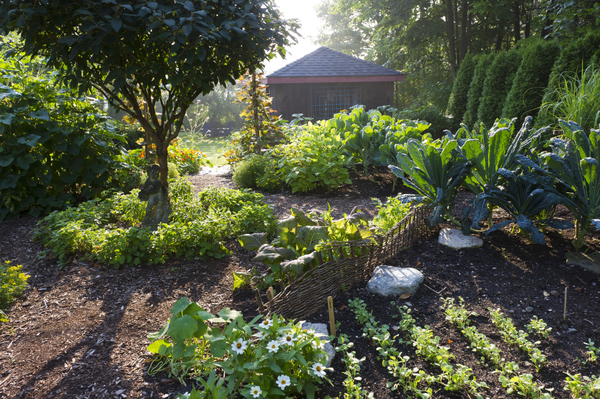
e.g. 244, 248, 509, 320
447, 52, 477, 123
232, 154, 268, 189
0, 55, 132, 220
36, 179, 276, 268
0, 260, 29, 311
148, 298, 331, 398
463, 53, 496, 129
277, 123, 352, 192
370, 196, 413, 233
132, 139, 211, 176
256, 155, 285, 192
502, 40, 560, 124
477, 48, 522, 128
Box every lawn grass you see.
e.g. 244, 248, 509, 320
178, 132, 229, 166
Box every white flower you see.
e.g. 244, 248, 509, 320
231, 338, 248, 355
281, 332, 297, 346
312, 362, 326, 378
267, 340, 280, 353
255, 330, 266, 339
249, 385, 262, 398
259, 318, 273, 328
276, 375, 291, 390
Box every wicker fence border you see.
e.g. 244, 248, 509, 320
254, 206, 438, 320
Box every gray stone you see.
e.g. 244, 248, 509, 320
366, 266, 424, 297
565, 252, 600, 274
301, 322, 335, 367
525, 306, 534, 313
438, 228, 483, 250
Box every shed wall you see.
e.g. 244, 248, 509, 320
268, 82, 394, 121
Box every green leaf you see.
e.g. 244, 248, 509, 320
296, 226, 328, 253
16, 134, 41, 146
217, 308, 243, 321
254, 244, 296, 264
0, 155, 14, 167
171, 297, 193, 315
169, 314, 198, 343
232, 271, 252, 290
238, 233, 267, 251
28, 110, 50, 120
291, 207, 317, 226
147, 339, 170, 354
110, 19, 122, 32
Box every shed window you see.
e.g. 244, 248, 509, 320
311, 86, 362, 120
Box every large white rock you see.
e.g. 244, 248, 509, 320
301, 322, 335, 367
367, 266, 424, 297
438, 228, 483, 249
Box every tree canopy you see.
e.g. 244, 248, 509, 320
0, 0, 297, 185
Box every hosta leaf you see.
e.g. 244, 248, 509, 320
170, 297, 192, 315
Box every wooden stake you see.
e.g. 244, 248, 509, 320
327, 296, 336, 337
267, 286, 274, 302
255, 289, 264, 313
563, 286, 568, 319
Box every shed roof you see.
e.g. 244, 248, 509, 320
265, 46, 405, 84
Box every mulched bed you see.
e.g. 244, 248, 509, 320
1, 168, 599, 399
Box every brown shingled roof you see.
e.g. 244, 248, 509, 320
265, 46, 405, 84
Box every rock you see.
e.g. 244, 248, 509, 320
301, 322, 335, 367
438, 228, 483, 250
550, 290, 559, 296
366, 266, 424, 297
566, 252, 600, 274
525, 306, 534, 313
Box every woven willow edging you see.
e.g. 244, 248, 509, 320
254, 206, 437, 320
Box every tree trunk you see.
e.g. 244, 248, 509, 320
513, 2, 520, 43
460, 0, 469, 62
252, 73, 261, 153
155, 139, 169, 188
445, 0, 457, 79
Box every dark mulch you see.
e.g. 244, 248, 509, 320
1, 168, 599, 399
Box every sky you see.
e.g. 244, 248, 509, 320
263, 0, 325, 74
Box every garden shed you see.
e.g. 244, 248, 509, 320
265, 46, 405, 121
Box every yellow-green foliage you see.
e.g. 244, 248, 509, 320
0, 260, 29, 314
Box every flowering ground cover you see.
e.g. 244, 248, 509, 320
0, 168, 599, 398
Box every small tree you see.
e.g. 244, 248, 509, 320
0, 0, 296, 186
446, 52, 476, 123
224, 72, 284, 163
462, 53, 496, 129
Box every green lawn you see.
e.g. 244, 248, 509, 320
178, 133, 229, 166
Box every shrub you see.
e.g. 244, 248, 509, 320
256, 155, 285, 193
447, 52, 477, 123
232, 154, 267, 189
0, 56, 132, 220
477, 48, 522, 128
463, 53, 496, 129
277, 123, 352, 192
502, 40, 560, 124
36, 179, 276, 268
0, 260, 29, 321
396, 105, 456, 140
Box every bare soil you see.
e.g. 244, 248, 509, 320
1, 169, 599, 399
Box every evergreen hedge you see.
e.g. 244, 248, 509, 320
446, 52, 476, 124
502, 40, 560, 124
477, 48, 522, 128
462, 53, 496, 129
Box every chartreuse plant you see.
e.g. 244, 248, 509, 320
389, 135, 471, 227
498, 362, 554, 399
489, 309, 547, 371
36, 179, 276, 268
0, 260, 30, 322
564, 373, 600, 398
148, 297, 331, 399
519, 120, 600, 249
276, 122, 353, 193
349, 298, 434, 398
370, 196, 413, 234
335, 334, 374, 399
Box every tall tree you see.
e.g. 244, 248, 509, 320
0, 0, 296, 186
